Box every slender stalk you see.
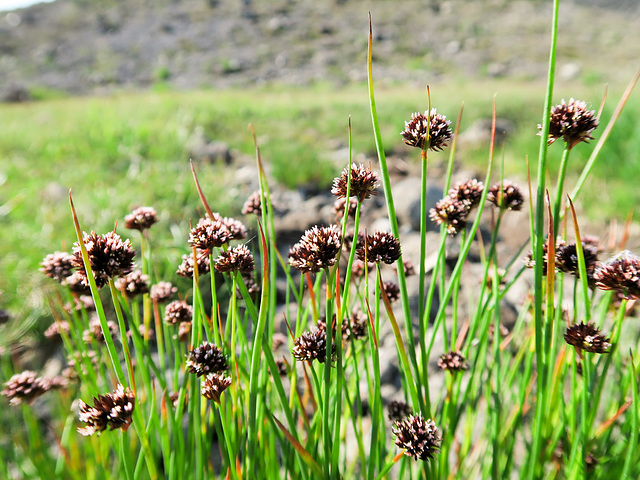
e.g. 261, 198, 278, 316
529, 0, 560, 477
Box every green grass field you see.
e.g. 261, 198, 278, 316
1, 79, 639, 337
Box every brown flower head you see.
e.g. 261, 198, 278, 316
124, 207, 158, 232
186, 342, 229, 377
345, 310, 368, 340
351, 258, 374, 278
220, 216, 248, 241
292, 327, 335, 364
83, 317, 118, 345
318, 310, 368, 342
2, 371, 51, 405
242, 191, 263, 216
333, 197, 359, 221
40, 251, 75, 284
240, 271, 260, 296
77, 384, 135, 436
525, 237, 566, 276
555, 241, 599, 285
429, 197, 471, 236
150, 281, 177, 303
449, 179, 484, 209
288, 225, 342, 273
399, 259, 416, 276
401, 109, 453, 152
64, 295, 95, 313
275, 357, 289, 376
437, 351, 468, 373
272, 332, 289, 351
176, 251, 211, 278
540, 98, 599, 149
487, 181, 524, 211
188, 216, 231, 250
381, 281, 400, 303
564, 322, 611, 354
215, 245, 255, 274
65, 271, 92, 295
44, 319, 70, 340
357, 232, 402, 265
63, 351, 98, 381
201, 373, 232, 404
387, 399, 413, 422
593, 251, 640, 300
331, 163, 380, 203
72, 231, 136, 286
115, 270, 150, 297
177, 321, 192, 342
164, 300, 193, 326
392, 414, 441, 461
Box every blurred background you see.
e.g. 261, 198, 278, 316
1, 0, 639, 354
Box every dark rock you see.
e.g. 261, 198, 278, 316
1, 85, 31, 103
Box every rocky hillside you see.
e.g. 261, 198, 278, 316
1, 0, 639, 98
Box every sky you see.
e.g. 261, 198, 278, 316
0, 0, 54, 11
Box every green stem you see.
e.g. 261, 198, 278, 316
529, 0, 560, 477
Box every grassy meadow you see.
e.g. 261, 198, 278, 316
2, 79, 639, 332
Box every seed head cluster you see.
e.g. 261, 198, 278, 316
150, 281, 177, 303
177, 252, 211, 278
77, 384, 135, 436
387, 399, 413, 422
292, 327, 335, 364
242, 190, 263, 216
124, 207, 158, 232
201, 373, 232, 404
186, 342, 229, 377
72, 231, 136, 287
487, 181, 524, 211
188, 217, 232, 250
331, 163, 380, 203
430, 179, 484, 236
214, 244, 255, 274
593, 251, 640, 300
164, 300, 193, 326
288, 225, 342, 273
2, 371, 52, 405
555, 240, 599, 286
541, 98, 599, 149
564, 322, 611, 354
40, 251, 75, 284
401, 109, 453, 152
357, 232, 402, 265
392, 414, 441, 462
437, 351, 468, 373
115, 270, 150, 297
